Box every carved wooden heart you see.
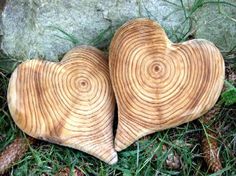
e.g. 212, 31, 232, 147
109, 19, 225, 151
8, 46, 117, 164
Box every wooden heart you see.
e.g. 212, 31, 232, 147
109, 19, 225, 151
8, 46, 117, 164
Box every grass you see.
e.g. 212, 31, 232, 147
0, 0, 236, 175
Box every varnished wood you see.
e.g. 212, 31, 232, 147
109, 19, 225, 151
8, 46, 117, 164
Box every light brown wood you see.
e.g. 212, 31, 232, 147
7, 46, 117, 164
109, 19, 225, 151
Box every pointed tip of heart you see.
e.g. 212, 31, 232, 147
114, 122, 134, 152
114, 119, 149, 152
114, 143, 125, 152
114, 129, 133, 151
107, 151, 118, 165
93, 147, 118, 164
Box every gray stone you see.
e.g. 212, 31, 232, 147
0, 0, 6, 37
1, 0, 189, 61
1, 0, 111, 60
194, 0, 236, 52
0, 0, 235, 61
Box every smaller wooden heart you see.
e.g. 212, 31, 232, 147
109, 19, 225, 151
8, 46, 117, 164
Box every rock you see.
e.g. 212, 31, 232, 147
0, 0, 235, 61
0, 0, 6, 37
194, 0, 236, 53
139, 0, 191, 41
1, 0, 110, 61
1, 0, 188, 61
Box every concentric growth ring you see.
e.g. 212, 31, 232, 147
7, 46, 117, 164
109, 19, 225, 151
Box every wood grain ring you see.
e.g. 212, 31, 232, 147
8, 46, 117, 164
109, 19, 225, 151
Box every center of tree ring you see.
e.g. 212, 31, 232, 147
81, 81, 86, 87
154, 65, 159, 72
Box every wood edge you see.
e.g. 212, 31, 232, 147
61, 45, 106, 62
7, 67, 18, 122
109, 18, 172, 51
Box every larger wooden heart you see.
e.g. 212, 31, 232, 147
109, 19, 225, 151
8, 46, 118, 164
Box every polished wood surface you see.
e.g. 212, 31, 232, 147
8, 46, 117, 164
109, 19, 225, 151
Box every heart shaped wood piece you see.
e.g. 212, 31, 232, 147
8, 46, 117, 164
109, 19, 225, 151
